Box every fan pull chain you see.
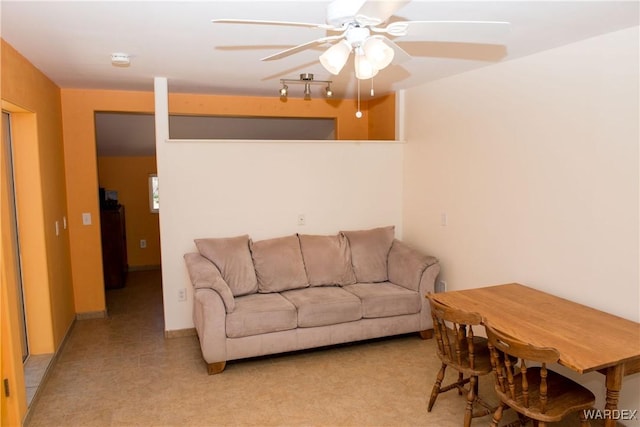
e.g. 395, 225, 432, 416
370, 77, 375, 97
356, 79, 363, 118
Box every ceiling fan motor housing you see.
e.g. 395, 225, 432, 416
326, 0, 368, 27
345, 26, 371, 48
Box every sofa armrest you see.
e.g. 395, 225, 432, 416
184, 253, 235, 313
193, 288, 227, 366
418, 261, 440, 331
387, 240, 438, 292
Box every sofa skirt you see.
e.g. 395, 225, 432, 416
225, 313, 422, 362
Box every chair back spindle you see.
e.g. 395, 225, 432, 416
485, 323, 595, 427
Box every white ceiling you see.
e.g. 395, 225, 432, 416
2, 1, 638, 100
2, 1, 638, 156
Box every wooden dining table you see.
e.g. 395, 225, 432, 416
430, 283, 640, 427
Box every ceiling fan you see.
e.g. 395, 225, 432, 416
212, 0, 511, 80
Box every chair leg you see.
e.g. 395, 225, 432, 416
428, 363, 447, 412
490, 403, 505, 427
463, 375, 477, 427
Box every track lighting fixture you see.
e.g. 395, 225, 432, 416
279, 73, 333, 100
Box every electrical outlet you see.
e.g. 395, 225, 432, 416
436, 280, 448, 293
140, 239, 147, 249
178, 288, 187, 302
297, 214, 306, 226
82, 212, 92, 225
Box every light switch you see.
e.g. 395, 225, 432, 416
82, 212, 92, 225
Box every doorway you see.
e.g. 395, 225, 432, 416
2, 111, 29, 362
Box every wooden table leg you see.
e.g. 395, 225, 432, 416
604, 364, 623, 427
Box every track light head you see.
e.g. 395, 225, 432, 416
325, 85, 333, 98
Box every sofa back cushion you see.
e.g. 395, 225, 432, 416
340, 226, 395, 283
298, 234, 357, 286
194, 235, 258, 297
250, 235, 309, 293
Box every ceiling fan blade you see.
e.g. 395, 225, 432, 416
355, 0, 411, 25
212, 18, 338, 31
382, 21, 511, 45
372, 36, 412, 65
325, 0, 408, 27
260, 35, 345, 61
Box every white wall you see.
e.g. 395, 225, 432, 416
156, 140, 403, 331
403, 27, 639, 414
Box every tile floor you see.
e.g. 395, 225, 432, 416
24, 269, 609, 426
24, 354, 54, 407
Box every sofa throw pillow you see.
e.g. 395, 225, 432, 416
194, 235, 258, 297
298, 234, 357, 287
250, 235, 309, 293
340, 226, 395, 283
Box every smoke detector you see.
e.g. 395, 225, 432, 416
111, 53, 130, 67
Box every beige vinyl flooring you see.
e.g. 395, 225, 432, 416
25, 269, 611, 427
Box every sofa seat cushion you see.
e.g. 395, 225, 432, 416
226, 293, 297, 338
281, 287, 362, 328
342, 282, 421, 318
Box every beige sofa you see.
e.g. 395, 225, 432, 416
184, 226, 440, 374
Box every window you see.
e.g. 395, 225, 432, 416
149, 174, 159, 213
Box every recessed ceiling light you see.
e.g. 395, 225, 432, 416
111, 53, 130, 67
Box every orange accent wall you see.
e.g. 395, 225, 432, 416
61, 88, 395, 315
61, 90, 154, 314
2, 39, 73, 424
97, 156, 161, 268
1, 41, 74, 350
368, 93, 396, 140
1, 115, 28, 427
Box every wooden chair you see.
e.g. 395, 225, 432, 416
427, 294, 495, 427
485, 324, 596, 427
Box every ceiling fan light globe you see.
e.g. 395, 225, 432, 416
354, 54, 379, 80
319, 40, 352, 75
363, 37, 394, 70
